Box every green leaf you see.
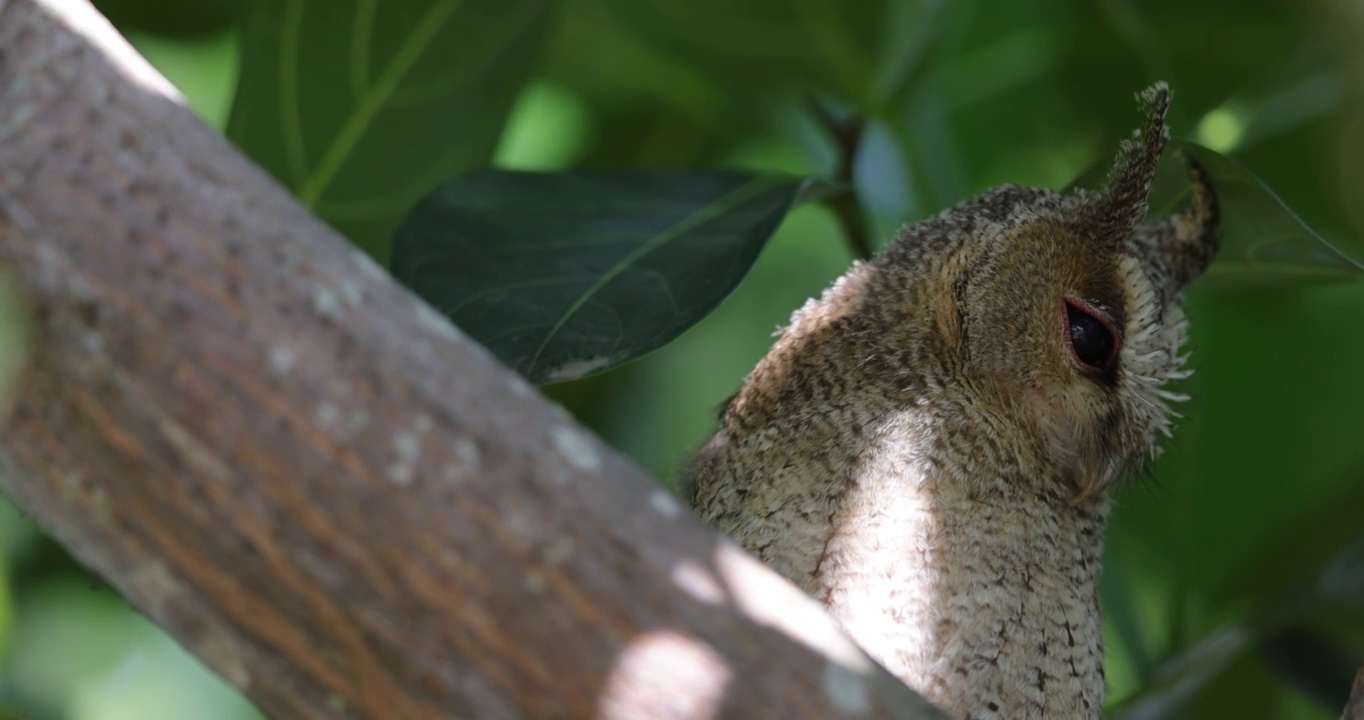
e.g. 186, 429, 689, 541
598, 0, 947, 110
1109, 537, 1364, 717
390, 170, 811, 384
1070, 140, 1364, 286
1109, 623, 1254, 720
1102, 545, 1157, 685
227, 0, 554, 259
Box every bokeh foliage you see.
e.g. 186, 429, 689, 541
1, 0, 1361, 718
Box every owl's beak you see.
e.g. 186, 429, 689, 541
1063, 466, 1107, 507
1069, 460, 1121, 506
1070, 484, 1100, 506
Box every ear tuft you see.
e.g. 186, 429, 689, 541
1135, 147, 1221, 294
1093, 82, 1172, 238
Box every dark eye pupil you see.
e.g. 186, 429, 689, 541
1067, 303, 1115, 370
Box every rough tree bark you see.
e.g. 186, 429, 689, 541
0, 1, 949, 719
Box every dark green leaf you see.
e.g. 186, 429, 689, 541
390, 170, 810, 384
1071, 140, 1364, 285
1259, 626, 1360, 711
96, 0, 243, 38
227, 0, 554, 258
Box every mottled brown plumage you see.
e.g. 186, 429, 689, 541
687, 84, 1219, 719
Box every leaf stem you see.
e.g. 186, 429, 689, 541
809, 101, 873, 260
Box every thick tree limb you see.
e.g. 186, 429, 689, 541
1344, 665, 1364, 720
0, 1, 947, 718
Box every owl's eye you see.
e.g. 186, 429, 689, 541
1064, 299, 1119, 372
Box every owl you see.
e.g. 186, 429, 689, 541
687, 83, 1218, 719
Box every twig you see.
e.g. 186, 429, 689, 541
809, 100, 874, 260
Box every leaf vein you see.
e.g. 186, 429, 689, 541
525, 177, 783, 375
298, 0, 466, 206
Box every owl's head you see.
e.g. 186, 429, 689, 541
878, 83, 1219, 500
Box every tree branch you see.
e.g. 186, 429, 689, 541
0, 2, 946, 719
1344, 665, 1364, 720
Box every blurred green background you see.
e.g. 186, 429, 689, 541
2, 0, 1362, 718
